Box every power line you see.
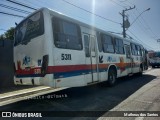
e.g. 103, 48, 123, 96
0, 4, 31, 14
5, 0, 37, 10
61, 0, 120, 25
22, 0, 41, 9
120, 0, 159, 42
122, 0, 159, 39
120, 0, 128, 2
120, 5, 136, 38
0, 11, 25, 18
136, 8, 159, 39
110, 0, 127, 8
128, 30, 154, 50
130, 11, 157, 40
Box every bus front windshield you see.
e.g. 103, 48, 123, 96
14, 11, 44, 46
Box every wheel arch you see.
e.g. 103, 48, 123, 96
108, 64, 118, 77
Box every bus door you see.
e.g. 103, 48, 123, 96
83, 33, 99, 83
125, 45, 133, 74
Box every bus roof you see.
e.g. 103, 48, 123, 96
16, 7, 144, 47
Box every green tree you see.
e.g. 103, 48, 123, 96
0, 27, 15, 40
0, 34, 5, 40
4, 27, 15, 40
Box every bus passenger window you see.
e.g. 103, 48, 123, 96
52, 17, 82, 50
115, 38, 125, 54
102, 34, 114, 53
125, 46, 131, 58
84, 35, 90, 57
96, 32, 102, 52
91, 36, 95, 52
131, 43, 137, 55
136, 45, 142, 56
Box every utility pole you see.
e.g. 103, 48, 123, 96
120, 6, 135, 38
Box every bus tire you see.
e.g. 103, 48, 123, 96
152, 66, 155, 68
137, 64, 143, 76
107, 67, 117, 86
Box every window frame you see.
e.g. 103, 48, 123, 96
101, 33, 115, 53
125, 45, 131, 58
114, 38, 125, 54
136, 45, 142, 56
96, 32, 103, 52
14, 11, 44, 46
131, 43, 137, 56
131, 43, 142, 56
83, 34, 90, 57
52, 17, 83, 50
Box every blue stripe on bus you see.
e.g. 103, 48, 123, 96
16, 68, 108, 79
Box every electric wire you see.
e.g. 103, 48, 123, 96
5, 0, 37, 10
0, 11, 25, 18
0, 4, 31, 14
61, 0, 120, 25
128, 30, 154, 50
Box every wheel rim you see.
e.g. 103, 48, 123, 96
109, 73, 115, 84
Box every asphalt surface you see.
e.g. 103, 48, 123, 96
0, 68, 159, 120
98, 68, 160, 120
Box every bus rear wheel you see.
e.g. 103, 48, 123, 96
138, 66, 143, 76
107, 68, 117, 86
152, 66, 155, 68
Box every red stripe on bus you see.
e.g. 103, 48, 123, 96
16, 62, 141, 75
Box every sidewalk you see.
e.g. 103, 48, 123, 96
0, 86, 68, 106
98, 69, 160, 120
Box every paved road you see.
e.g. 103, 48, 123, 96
98, 68, 160, 120
0, 68, 159, 120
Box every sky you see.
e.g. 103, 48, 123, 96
0, 0, 160, 51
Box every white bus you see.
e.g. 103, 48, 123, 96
14, 8, 147, 88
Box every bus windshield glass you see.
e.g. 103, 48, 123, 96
14, 11, 44, 46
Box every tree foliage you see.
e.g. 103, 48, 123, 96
0, 27, 15, 40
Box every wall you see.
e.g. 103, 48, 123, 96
0, 40, 14, 88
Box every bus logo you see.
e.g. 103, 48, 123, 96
23, 56, 30, 65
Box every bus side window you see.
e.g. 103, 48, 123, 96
131, 43, 137, 55
90, 36, 96, 52
96, 32, 102, 52
125, 45, 131, 58
101, 34, 114, 53
136, 45, 142, 56
115, 38, 125, 54
84, 35, 90, 57
52, 17, 82, 50
135, 45, 139, 56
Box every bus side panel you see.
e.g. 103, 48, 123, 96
131, 55, 141, 73
53, 48, 86, 87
